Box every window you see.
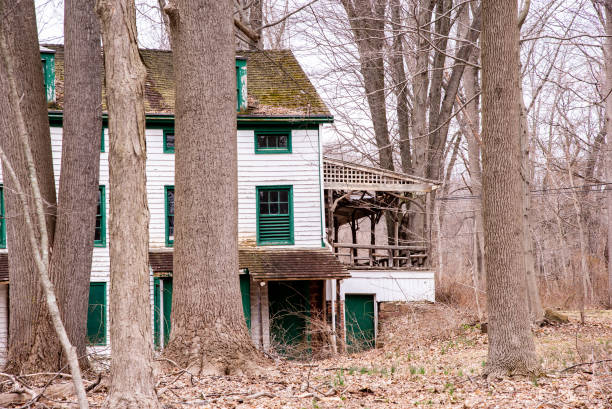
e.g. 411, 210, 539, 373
256, 186, 293, 245
87, 282, 107, 345
94, 186, 106, 247
236, 58, 247, 111
163, 128, 175, 153
254, 130, 292, 154
101, 127, 106, 153
0, 185, 5, 249
40, 52, 55, 102
165, 186, 174, 246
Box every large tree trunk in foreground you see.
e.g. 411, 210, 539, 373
0, 0, 59, 373
480, 0, 538, 377
163, 0, 260, 375
34, 0, 103, 370
97, 0, 160, 407
604, 0, 612, 308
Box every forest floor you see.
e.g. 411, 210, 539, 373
5, 305, 612, 408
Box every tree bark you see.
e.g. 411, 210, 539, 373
32, 0, 103, 371
96, 0, 160, 407
390, 0, 411, 172
604, 0, 612, 308
163, 0, 261, 376
519, 68, 544, 324
480, 0, 538, 377
0, 0, 58, 373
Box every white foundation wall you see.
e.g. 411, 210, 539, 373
327, 271, 435, 302
237, 129, 323, 247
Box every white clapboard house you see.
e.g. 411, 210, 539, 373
0, 45, 436, 363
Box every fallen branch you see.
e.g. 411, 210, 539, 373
561, 359, 612, 372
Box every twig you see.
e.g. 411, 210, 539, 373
561, 359, 612, 372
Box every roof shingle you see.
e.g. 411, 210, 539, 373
44, 45, 330, 117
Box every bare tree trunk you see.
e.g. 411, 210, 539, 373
391, 0, 411, 172
96, 0, 160, 407
33, 0, 103, 370
480, 0, 538, 377
0, 0, 59, 373
341, 0, 394, 171
461, 5, 486, 289
519, 71, 544, 324
604, 0, 612, 308
249, 0, 263, 49
0, 14, 88, 407
162, 0, 261, 376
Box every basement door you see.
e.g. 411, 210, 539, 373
344, 294, 375, 352
153, 277, 173, 348
268, 281, 310, 358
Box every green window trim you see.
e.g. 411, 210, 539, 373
254, 129, 292, 154
163, 128, 175, 153
256, 185, 294, 245
40, 52, 55, 102
0, 185, 5, 249
165, 186, 174, 247
87, 282, 107, 346
236, 58, 247, 112
101, 127, 106, 153
94, 186, 106, 247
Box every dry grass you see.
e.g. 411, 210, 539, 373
1, 305, 610, 408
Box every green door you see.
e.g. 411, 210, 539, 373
154, 277, 173, 347
240, 274, 251, 330
345, 294, 375, 352
268, 281, 310, 357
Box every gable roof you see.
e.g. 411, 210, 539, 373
44, 45, 331, 118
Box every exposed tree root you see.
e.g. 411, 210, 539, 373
163, 322, 268, 377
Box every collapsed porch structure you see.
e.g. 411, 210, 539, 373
322, 157, 439, 351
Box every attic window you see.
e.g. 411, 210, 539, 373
40, 49, 55, 102
236, 57, 247, 112
254, 129, 292, 154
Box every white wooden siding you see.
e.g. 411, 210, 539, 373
328, 271, 435, 302
237, 129, 323, 247
0, 123, 324, 356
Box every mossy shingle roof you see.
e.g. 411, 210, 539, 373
45, 45, 331, 117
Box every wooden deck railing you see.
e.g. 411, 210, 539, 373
331, 242, 428, 268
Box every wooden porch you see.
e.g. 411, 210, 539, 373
323, 157, 439, 271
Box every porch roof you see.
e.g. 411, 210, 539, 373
323, 157, 439, 193
149, 247, 349, 281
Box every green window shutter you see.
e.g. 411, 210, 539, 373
40, 52, 55, 102
101, 127, 105, 153
256, 186, 294, 245
0, 185, 5, 248
87, 282, 107, 345
163, 128, 175, 153
165, 186, 174, 247
236, 58, 247, 112
94, 186, 106, 247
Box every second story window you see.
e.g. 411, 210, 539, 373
257, 186, 293, 245
254, 130, 292, 154
163, 128, 175, 153
94, 186, 106, 247
165, 186, 174, 246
